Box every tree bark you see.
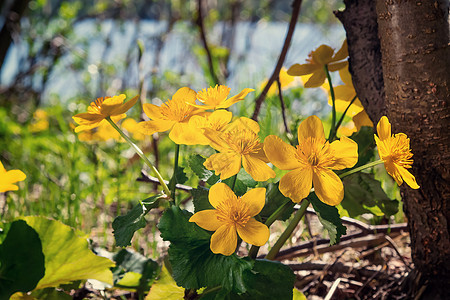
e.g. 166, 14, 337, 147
376, 1, 450, 298
335, 0, 386, 124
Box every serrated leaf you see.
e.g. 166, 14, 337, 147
341, 173, 399, 218
259, 183, 295, 222
191, 186, 214, 213
309, 195, 346, 244
146, 266, 184, 300
113, 194, 165, 247
188, 154, 219, 185
111, 249, 159, 291
21, 216, 115, 289
0, 220, 45, 299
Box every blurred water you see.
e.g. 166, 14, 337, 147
1, 20, 345, 107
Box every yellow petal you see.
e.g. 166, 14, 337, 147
112, 95, 139, 115
397, 166, 420, 189
208, 110, 233, 126
73, 113, 104, 124
6, 170, 26, 182
264, 135, 301, 170
279, 167, 313, 203
329, 136, 358, 170
312, 169, 344, 206
338, 65, 353, 87
137, 120, 174, 135
304, 70, 326, 88
189, 210, 222, 231
168, 122, 201, 145
143, 103, 163, 120
0, 183, 19, 193
100, 95, 127, 115
210, 224, 237, 256
333, 85, 357, 103
240, 188, 266, 217
0, 160, 5, 173
353, 110, 373, 131
172, 87, 197, 104
217, 88, 254, 109
332, 40, 348, 62
328, 61, 348, 72
203, 128, 229, 152
227, 117, 260, 134
376, 116, 391, 140
74, 119, 107, 133
242, 154, 275, 182
204, 152, 242, 180
287, 63, 320, 76
312, 45, 335, 65
298, 115, 326, 144
209, 182, 237, 209
237, 218, 269, 247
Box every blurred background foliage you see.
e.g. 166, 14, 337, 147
0, 0, 402, 253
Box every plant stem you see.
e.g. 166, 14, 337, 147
170, 143, 180, 205
106, 117, 171, 197
333, 95, 357, 137
265, 199, 310, 260
339, 159, 384, 179
325, 65, 336, 141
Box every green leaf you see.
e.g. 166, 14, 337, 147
188, 154, 219, 185
30, 288, 72, 300
222, 168, 257, 196
259, 183, 295, 222
309, 195, 347, 244
191, 186, 214, 213
22, 216, 115, 289
158, 207, 295, 297
145, 265, 184, 300
112, 249, 159, 291
0, 220, 45, 299
113, 194, 165, 247
169, 166, 189, 188
349, 126, 376, 168
341, 173, 399, 218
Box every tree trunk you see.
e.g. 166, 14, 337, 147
337, 0, 450, 298
375, 2, 450, 298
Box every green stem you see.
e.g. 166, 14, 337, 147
106, 117, 171, 197
333, 95, 357, 138
248, 199, 297, 258
265, 199, 310, 260
325, 65, 336, 141
339, 159, 384, 179
170, 143, 180, 205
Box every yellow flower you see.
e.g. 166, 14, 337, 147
288, 40, 348, 88
189, 85, 254, 110
137, 87, 208, 144
0, 160, 26, 193
175, 110, 233, 145
76, 115, 123, 142
73, 94, 138, 133
203, 117, 276, 181
189, 183, 269, 256
29, 109, 49, 132
264, 115, 358, 206
122, 118, 145, 141
260, 67, 299, 97
375, 116, 419, 189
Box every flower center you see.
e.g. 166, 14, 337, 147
197, 85, 230, 106
160, 99, 194, 122
384, 134, 414, 168
296, 137, 335, 168
224, 129, 261, 155
215, 197, 251, 227
89, 97, 109, 114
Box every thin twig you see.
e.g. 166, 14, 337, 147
251, 0, 303, 121
196, 0, 220, 85
324, 278, 341, 300
138, 170, 192, 192
384, 235, 411, 271
277, 77, 291, 134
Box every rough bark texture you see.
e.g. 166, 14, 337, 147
376, 0, 450, 298
335, 0, 386, 124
